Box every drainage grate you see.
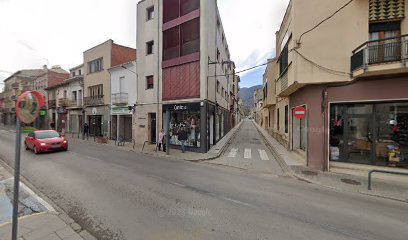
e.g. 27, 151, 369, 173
301, 170, 318, 176
341, 178, 361, 185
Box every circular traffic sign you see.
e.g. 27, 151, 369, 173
293, 106, 307, 119
16, 91, 43, 124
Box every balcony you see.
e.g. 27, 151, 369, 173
48, 100, 56, 109
111, 93, 128, 106
351, 35, 408, 78
84, 95, 104, 106
67, 99, 83, 108
58, 98, 70, 107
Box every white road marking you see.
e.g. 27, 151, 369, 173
228, 148, 238, 158
244, 148, 251, 159
258, 149, 270, 161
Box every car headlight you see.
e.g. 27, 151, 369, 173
63, 140, 67, 144
40, 143, 47, 146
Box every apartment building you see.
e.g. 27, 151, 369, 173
0, 92, 4, 125
83, 40, 136, 137
2, 69, 48, 126
109, 61, 137, 142
230, 74, 240, 128
268, 0, 408, 171
136, 0, 235, 153
46, 65, 84, 134
262, 59, 277, 136
253, 89, 263, 126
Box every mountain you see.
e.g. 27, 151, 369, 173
238, 85, 262, 109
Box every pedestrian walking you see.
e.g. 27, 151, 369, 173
158, 129, 166, 152
177, 127, 188, 153
83, 122, 89, 140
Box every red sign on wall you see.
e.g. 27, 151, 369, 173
293, 106, 307, 119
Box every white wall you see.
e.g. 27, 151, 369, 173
109, 61, 137, 106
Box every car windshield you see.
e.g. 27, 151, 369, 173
36, 131, 60, 139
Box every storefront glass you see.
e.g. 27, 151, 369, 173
330, 102, 408, 168
169, 111, 201, 148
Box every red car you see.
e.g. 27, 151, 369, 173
25, 130, 68, 154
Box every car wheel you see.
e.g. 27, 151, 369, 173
33, 146, 39, 154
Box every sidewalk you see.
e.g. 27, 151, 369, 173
67, 120, 243, 162
254, 121, 408, 203
0, 213, 84, 240
0, 155, 94, 240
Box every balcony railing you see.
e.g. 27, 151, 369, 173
351, 34, 408, 72
48, 100, 56, 108
111, 93, 128, 106
67, 99, 83, 108
84, 95, 104, 106
58, 98, 70, 107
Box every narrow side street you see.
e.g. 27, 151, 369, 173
1, 125, 408, 240
208, 120, 283, 175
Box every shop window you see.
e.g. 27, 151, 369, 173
169, 111, 200, 147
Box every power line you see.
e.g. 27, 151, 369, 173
292, 49, 351, 77
207, 59, 275, 78
298, 0, 354, 43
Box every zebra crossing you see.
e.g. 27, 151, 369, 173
226, 148, 270, 161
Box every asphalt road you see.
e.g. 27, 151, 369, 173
1, 124, 408, 240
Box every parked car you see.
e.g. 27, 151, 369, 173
24, 130, 68, 154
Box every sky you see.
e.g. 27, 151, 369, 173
0, 0, 290, 90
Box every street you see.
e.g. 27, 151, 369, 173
1, 121, 408, 240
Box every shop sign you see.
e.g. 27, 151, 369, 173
111, 107, 131, 115
293, 106, 306, 119
174, 105, 188, 111
39, 110, 46, 116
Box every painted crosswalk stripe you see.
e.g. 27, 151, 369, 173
228, 148, 238, 158
258, 149, 270, 161
244, 148, 251, 159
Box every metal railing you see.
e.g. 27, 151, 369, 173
58, 98, 70, 107
84, 95, 104, 106
368, 169, 408, 190
351, 34, 408, 72
111, 93, 128, 106
48, 100, 56, 108
67, 99, 83, 108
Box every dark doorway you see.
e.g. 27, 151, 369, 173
149, 113, 156, 144
89, 115, 102, 136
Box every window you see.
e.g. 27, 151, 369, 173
88, 58, 103, 74
181, 0, 199, 16
217, 80, 220, 93
78, 69, 82, 75
88, 85, 103, 98
279, 43, 289, 75
146, 41, 154, 55
216, 48, 220, 61
263, 83, 267, 100
163, 0, 199, 23
147, 6, 154, 20
277, 108, 280, 131
163, 18, 199, 61
72, 72, 76, 77
146, 75, 154, 89
163, 27, 180, 60
285, 105, 289, 133
217, 17, 220, 31
181, 18, 200, 56
225, 91, 227, 99
221, 87, 224, 97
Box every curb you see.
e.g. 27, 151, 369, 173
0, 158, 97, 240
252, 121, 408, 204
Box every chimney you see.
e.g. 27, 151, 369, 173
43, 65, 48, 70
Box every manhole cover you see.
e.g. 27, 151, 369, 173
301, 170, 318, 176
341, 178, 361, 185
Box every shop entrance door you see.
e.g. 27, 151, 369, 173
343, 114, 375, 165
149, 113, 156, 144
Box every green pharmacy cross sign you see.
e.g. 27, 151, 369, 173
40, 109, 47, 116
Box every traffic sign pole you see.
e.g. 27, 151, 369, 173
11, 118, 22, 240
